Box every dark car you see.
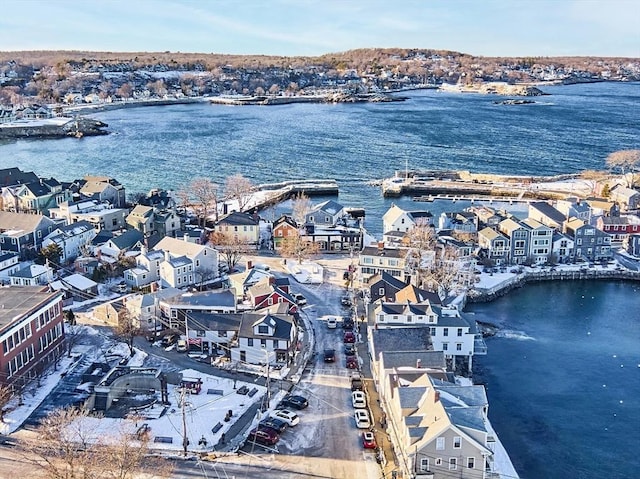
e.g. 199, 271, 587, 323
342, 316, 354, 329
323, 348, 336, 362
344, 343, 356, 356
248, 427, 279, 446
343, 331, 356, 343
346, 356, 359, 369
277, 394, 309, 410
259, 417, 288, 433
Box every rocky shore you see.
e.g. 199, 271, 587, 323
0, 117, 109, 139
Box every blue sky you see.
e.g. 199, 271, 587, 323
1, 0, 638, 57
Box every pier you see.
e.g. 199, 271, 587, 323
249, 179, 339, 212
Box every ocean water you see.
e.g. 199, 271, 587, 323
1, 82, 639, 477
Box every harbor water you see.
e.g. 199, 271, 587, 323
1, 82, 639, 478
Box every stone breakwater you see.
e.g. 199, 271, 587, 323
0, 117, 109, 139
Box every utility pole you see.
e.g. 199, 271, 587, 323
265, 348, 271, 409
181, 386, 188, 457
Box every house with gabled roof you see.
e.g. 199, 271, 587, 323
155, 236, 218, 287
521, 218, 553, 264
596, 215, 640, 248
0, 211, 57, 258
0, 167, 39, 189
477, 227, 509, 265
1, 178, 72, 215
383, 203, 433, 234
227, 267, 275, 299
98, 229, 144, 264
49, 200, 127, 233
359, 244, 408, 281
608, 184, 640, 211
212, 211, 260, 246
555, 197, 591, 223
564, 217, 612, 262
379, 368, 503, 479
78, 175, 126, 208
233, 312, 297, 365
9, 263, 55, 286
272, 215, 299, 250
498, 217, 530, 265
551, 232, 574, 263
42, 220, 96, 265
126, 205, 155, 236
437, 211, 477, 234
466, 205, 504, 228
528, 201, 566, 230
305, 199, 344, 227
246, 277, 297, 313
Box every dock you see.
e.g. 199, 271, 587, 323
250, 179, 339, 211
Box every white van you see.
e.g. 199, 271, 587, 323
176, 339, 188, 352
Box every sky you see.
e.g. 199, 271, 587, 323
0, 0, 638, 58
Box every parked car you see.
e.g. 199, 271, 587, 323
362, 431, 377, 449
323, 348, 336, 363
341, 296, 352, 307
346, 355, 359, 369
292, 293, 307, 306
277, 394, 309, 410
354, 409, 371, 429
343, 331, 356, 343
248, 427, 279, 446
342, 316, 354, 329
344, 343, 356, 356
350, 372, 364, 391
326, 316, 338, 329
176, 339, 188, 353
161, 334, 178, 347
259, 417, 288, 433
271, 409, 300, 427
352, 390, 367, 408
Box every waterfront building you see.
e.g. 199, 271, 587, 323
76, 175, 126, 208
608, 184, 640, 211
551, 232, 575, 263
521, 218, 553, 264
383, 203, 433, 234
304, 199, 345, 227
477, 227, 509, 265
596, 215, 640, 249
0, 287, 65, 388
564, 218, 612, 262
359, 244, 408, 281
49, 200, 128, 232
497, 217, 531, 265
528, 201, 566, 230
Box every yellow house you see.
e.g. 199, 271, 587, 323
213, 211, 260, 247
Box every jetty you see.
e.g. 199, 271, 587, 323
248, 179, 339, 212
381, 169, 584, 200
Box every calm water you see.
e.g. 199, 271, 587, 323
1, 82, 639, 477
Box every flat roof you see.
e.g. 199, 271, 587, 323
0, 286, 61, 331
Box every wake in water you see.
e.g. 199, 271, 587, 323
494, 329, 536, 341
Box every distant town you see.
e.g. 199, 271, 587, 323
0, 157, 639, 477
0, 48, 639, 111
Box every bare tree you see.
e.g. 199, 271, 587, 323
580, 169, 608, 195
209, 232, 251, 271
422, 246, 462, 300
180, 178, 219, 226
22, 407, 172, 479
606, 150, 640, 187
224, 174, 254, 213
114, 310, 141, 357
403, 218, 437, 288
0, 385, 13, 423
279, 230, 320, 264
193, 267, 218, 291
291, 192, 312, 225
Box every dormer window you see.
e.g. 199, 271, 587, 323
258, 325, 269, 335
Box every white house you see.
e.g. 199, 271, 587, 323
233, 312, 297, 365
9, 264, 55, 286
42, 220, 96, 265
0, 252, 20, 282
383, 203, 433, 234
522, 218, 553, 264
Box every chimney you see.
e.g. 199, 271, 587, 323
141, 244, 147, 255
434, 391, 440, 403
183, 233, 189, 243
164, 250, 171, 262
377, 241, 384, 250
269, 276, 275, 286
416, 358, 422, 368
247, 260, 253, 270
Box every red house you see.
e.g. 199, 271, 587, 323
246, 277, 297, 313
0, 286, 65, 388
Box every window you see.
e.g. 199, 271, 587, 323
258, 325, 269, 335
442, 343, 448, 351
420, 458, 429, 472
456, 343, 462, 351
467, 457, 475, 469
379, 288, 385, 295
449, 457, 457, 470
430, 327, 436, 336
435, 458, 442, 466
247, 338, 253, 346
453, 436, 461, 448
443, 328, 449, 336
436, 437, 445, 450
457, 328, 463, 337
